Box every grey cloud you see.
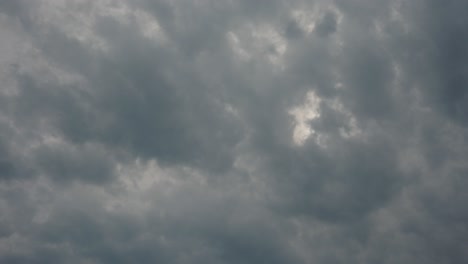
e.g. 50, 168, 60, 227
8, 9, 243, 175
284, 19, 304, 40
0, 134, 15, 180
1, 0, 468, 263
380, 0, 468, 125
315, 11, 337, 37
338, 40, 396, 120
34, 142, 115, 184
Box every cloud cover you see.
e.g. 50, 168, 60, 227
0, 0, 467, 263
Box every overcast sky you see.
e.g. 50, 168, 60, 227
0, 0, 467, 263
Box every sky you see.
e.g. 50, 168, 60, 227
0, 0, 467, 263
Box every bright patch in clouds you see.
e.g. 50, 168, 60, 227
289, 91, 321, 145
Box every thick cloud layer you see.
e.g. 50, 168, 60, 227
1, 0, 467, 263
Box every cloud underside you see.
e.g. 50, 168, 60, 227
0, 0, 468, 263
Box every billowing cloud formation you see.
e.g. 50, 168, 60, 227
1, 0, 467, 263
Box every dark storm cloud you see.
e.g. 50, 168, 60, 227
314, 11, 337, 37
0, 0, 468, 263
284, 19, 304, 40
2, 2, 244, 174
388, 0, 468, 125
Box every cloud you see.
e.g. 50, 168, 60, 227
0, 0, 467, 263
315, 11, 338, 37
